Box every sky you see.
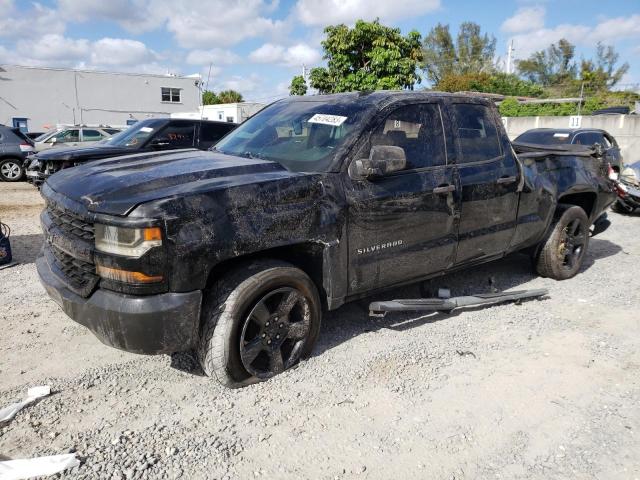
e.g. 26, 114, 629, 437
0, 0, 638, 104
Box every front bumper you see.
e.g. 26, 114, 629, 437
36, 254, 202, 355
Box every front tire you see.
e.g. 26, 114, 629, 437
197, 260, 321, 388
535, 205, 590, 280
0, 158, 24, 182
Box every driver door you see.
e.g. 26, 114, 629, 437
343, 102, 460, 294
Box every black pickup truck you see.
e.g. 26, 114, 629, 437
26, 118, 235, 186
36, 91, 615, 387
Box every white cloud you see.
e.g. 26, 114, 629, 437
19, 34, 89, 63
0, 1, 65, 38
215, 73, 262, 94
164, 0, 284, 48
249, 42, 321, 66
57, 0, 163, 31
501, 6, 545, 34
591, 14, 640, 42
90, 38, 157, 66
294, 0, 440, 26
186, 49, 240, 65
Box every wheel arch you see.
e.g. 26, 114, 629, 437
204, 241, 329, 310
557, 191, 598, 219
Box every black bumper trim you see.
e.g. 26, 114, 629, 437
37, 254, 202, 355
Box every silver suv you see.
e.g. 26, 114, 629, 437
34, 126, 122, 151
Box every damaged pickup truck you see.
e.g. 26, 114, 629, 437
37, 91, 615, 387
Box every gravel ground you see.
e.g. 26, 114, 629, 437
1, 182, 639, 480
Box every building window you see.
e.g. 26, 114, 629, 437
161, 87, 181, 103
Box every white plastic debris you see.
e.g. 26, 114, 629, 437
0, 386, 51, 424
0, 454, 80, 480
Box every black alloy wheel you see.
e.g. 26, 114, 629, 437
240, 287, 311, 379
558, 217, 588, 271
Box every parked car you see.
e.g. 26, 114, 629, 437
25, 132, 46, 140
514, 128, 623, 172
33, 126, 123, 151
612, 161, 640, 213
36, 91, 615, 387
26, 118, 235, 186
0, 124, 35, 181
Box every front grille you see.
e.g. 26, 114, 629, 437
49, 245, 99, 295
47, 202, 94, 241
44, 201, 98, 297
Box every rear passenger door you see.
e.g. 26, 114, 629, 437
345, 101, 460, 293
451, 102, 520, 264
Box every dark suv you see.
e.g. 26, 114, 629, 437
0, 125, 35, 181
26, 118, 235, 186
514, 128, 623, 172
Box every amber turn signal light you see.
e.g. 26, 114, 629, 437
96, 265, 163, 284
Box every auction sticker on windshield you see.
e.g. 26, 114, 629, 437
308, 114, 348, 126
140, 127, 154, 133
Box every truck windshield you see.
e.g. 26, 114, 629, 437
213, 100, 370, 172
105, 119, 167, 148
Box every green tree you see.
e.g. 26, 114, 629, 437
422, 22, 496, 84
217, 90, 244, 103
308, 19, 423, 94
579, 42, 629, 92
516, 38, 576, 87
289, 75, 308, 96
202, 90, 219, 105
437, 72, 543, 97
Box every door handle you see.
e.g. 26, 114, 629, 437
432, 184, 456, 195
496, 175, 517, 185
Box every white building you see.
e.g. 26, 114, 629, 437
172, 103, 265, 124
0, 65, 201, 133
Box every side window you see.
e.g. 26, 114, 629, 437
368, 103, 446, 169
51, 129, 79, 143
452, 104, 501, 163
82, 129, 104, 142
156, 123, 195, 148
200, 123, 231, 143
573, 132, 601, 146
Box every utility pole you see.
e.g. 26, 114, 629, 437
577, 81, 585, 116
506, 40, 514, 74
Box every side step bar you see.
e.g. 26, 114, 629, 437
369, 289, 549, 317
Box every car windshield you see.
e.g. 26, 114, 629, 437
515, 130, 572, 145
213, 99, 371, 172
104, 120, 166, 148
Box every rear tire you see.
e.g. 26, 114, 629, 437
0, 158, 24, 182
535, 205, 590, 280
197, 260, 321, 388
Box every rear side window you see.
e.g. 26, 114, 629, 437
368, 103, 446, 169
82, 129, 104, 142
573, 132, 603, 146
200, 123, 232, 147
452, 104, 501, 163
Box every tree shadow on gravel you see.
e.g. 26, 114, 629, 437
5, 233, 43, 264
314, 237, 622, 357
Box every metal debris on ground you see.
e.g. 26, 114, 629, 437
369, 289, 549, 317
0, 453, 80, 480
0, 386, 51, 424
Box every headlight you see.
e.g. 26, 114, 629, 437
94, 224, 162, 257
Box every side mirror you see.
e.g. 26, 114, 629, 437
50, 137, 58, 144
354, 145, 407, 179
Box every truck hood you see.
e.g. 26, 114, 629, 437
34, 143, 141, 162
46, 149, 298, 216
